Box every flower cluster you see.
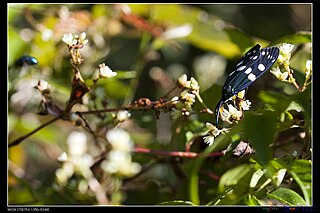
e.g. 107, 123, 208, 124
269, 43, 312, 92
171, 74, 200, 119
112, 110, 131, 123
305, 60, 312, 81
203, 122, 225, 146
217, 90, 251, 125
62, 32, 88, 49
93, 63, 117, 82
55, 131, 94, 185
101, 128, 141, 177
62, 32, 88, 65
270, 43, 294, 82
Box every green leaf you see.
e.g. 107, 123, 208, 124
150, 4, 241, 59
188, 123, 243, 205
8, 26, 29, 67
270, 31, 311, 46
102, 79, 131, 100
188, 27, 240, 59
224, 27, 255, 52
289, 160, 312, 205
158, 200, 195, 205
258, 90, 292, 114
243, 111, 277, 164
218, 164, 253, 191
245, 194, 261, 206
267, 188, 306, 206
250, 169, 265, 188
291, 86, 311, 125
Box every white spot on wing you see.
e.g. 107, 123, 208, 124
245, 67, 252, 74
236, 61, 243, 66
229, 71, 235, 76
272, 59, 276, 62
237, 65, 246, 71
258, 64, 265, 71
261, 51, 265, 55
253, 55, 258, 60
248, 73, 256, 81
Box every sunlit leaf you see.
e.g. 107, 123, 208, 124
218, 164, 252, 191
250, 169, 265, 188
224, 27, 254, 52
270, 31, 311, 46
289, 159, 312, 205
267, 188, 306, 206
245, 194, 261, 206
158, 200, 195, 205
150, 4, 241, 59
258, 90, 292, 114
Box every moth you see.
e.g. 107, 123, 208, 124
215, 44, 280, 126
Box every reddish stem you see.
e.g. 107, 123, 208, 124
134, 147, 222, 158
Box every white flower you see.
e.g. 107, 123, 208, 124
221, 104, 242, 122
270, 66, 288, 81
279, 43, 294, 58
98, 63, 117, 78
180, 90, 195, 103
178, 74, 191, 88
277, 43, 294, 65
190, 77, 200, 93
57, 152, 68, 162
62, 33, 74, 46
171, 96, 179, 105
67, 131, 87, 156
239, 100, 251, 111
35, 79, 50, 92
203, 122, 222, 146
79, 32, 88, 45
305, 60, 312, 79
114, 110, 131, 123
106, 128, 134, 152
62, 32, 88, 47
203, 135, 215, 146
101, 150, 141, 177
103, 128, 142, 177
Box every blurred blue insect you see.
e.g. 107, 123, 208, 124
16, 56, 38, 67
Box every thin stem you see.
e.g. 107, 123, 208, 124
162, 86, 178, 98
134, 147, 223, 158
288, 68, 302, 92
195, 92, 214, 114
79, 105, 153, 115
8, 116, 60, 148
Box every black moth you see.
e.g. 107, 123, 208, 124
215, 44, 280, 126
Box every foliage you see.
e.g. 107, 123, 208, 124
8, 4, 312, 207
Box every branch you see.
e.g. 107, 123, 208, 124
134, 147, 222, 158
8, 117, 60, 148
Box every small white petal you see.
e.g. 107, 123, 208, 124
57, 152, 68, 162
203, 136, 215, 146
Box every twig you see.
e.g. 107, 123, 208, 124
8, 117, 60, 148
134, 147, 222, 158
